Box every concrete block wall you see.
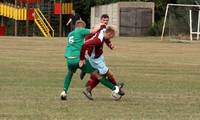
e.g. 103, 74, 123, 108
91, 2, 155, 36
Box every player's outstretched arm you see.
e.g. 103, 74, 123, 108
105, 39, 115, 50
85, 24, 106, 41
91, 23, 106, 33
66, 18, 72, 26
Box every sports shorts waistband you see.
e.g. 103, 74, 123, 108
66, 56, 79, 59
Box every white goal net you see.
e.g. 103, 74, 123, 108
161, 4, 200, 41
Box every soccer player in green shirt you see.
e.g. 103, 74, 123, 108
60, 20, 123, 100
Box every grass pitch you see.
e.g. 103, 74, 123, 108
0, 37, 200, 120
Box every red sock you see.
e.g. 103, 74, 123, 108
86, 75, 99, 91
108, 75, 117, 85
86, 74, 117, 91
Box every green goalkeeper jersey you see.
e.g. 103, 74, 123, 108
65, 28, 90, 58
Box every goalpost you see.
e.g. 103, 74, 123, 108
161, 4, 200, 41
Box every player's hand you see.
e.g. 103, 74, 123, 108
110, 44, 115, 50
109, 43, 115, 50
79, 60, 85, 68
100, 22, 106, 27
92, 23, 106, 33
100, 23, 106, 29
92, 24, 102, 33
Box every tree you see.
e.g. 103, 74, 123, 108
177, 0, 197, 4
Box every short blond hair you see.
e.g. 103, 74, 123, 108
105, 26, 115, 35
75, 20, 86, 28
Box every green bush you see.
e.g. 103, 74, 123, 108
148, 20, 163, 36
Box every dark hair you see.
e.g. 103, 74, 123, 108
101, 14, 109, 19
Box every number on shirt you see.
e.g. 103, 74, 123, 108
68, 36, 74, 44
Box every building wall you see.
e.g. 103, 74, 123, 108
91, 2, 155, 36
118, 2, 154, 24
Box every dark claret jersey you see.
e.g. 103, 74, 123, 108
80, 29, 113, 60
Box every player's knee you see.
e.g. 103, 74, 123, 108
91, 74, 98, 80
91, 70, 103, 80
106, 70, 114, 78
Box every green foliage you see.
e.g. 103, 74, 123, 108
6, 18, 14, 36
72, 0, 178, 34
3, 0, 199, 35
177, 0, 197, 4
148, 20, 163, 36
73, 0, 93, 28
72, 0, 141, 27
